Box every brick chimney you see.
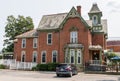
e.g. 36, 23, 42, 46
77, 6, 81, 15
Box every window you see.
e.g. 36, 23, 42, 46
52, 50, 57, 63
47, 33, 52, 45
41, 51, 46, 64
21, 51, 26, 62
33, 38, 37, 48
92, 15, 98, 25
22, 38, 26, 48
70, 31, 78, 43
32, 51, 37, 62
70, 49, 75, 64
77, 50, 81, 64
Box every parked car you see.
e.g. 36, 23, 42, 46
56, 63, 78, 77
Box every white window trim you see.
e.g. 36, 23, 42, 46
47, 33, 52, 45
52, 50, 58, 63
32, 51, 37, 63
70, 31, 78, 43
21, 38, 26, 48
21, 51, 26, 62
33, 38, 37, 48
70, 49, 75, 64
41, 51, 47, 64
77, 49, 82, 64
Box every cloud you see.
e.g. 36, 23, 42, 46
106, 1, 120, 13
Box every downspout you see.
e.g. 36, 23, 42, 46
58, 29, 60, 63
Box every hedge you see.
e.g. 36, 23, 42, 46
0, 64, 5, 69
32, 63, 59, 71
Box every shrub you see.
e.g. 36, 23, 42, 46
48, 63, 59, 71
36, 63, 59, 71
36, 64, 48, 71
32, 66, 37, 71
0, 64, 5, 69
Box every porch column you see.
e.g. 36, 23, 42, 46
100, 50, 102, 64
65, 48, 70, 63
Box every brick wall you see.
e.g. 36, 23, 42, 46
107, 45, 120, 52
14, 38, 38, 62
92, 33, 105, 49
59, 17, 91, 63
38, 31, 59, 63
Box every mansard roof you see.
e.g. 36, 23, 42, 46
16, 29, 38, 38
89, 3, 102, 13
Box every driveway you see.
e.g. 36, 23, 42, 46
0, 69, 120, 81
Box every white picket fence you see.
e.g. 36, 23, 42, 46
0, 59, 15, 66
0, 59, 37, 70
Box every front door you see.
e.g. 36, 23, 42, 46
92, 52, 100, 60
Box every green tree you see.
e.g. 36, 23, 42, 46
3, 15, 34, 52
106, 52, 117, 60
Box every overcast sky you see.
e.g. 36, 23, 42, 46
0, 0, 120, 51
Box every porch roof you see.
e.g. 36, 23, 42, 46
89, 45, 102, 50
64, 43, 84, 49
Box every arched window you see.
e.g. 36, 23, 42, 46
92, 15, 98, 25
52, 50, 58, 63
41, 51, 46, 64
32, 51, 37, 62
21, 51, 26, 62
22, 38, 26, 48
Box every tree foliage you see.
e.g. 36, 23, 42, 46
105, 52, 117, 60
3, 15, 34, 52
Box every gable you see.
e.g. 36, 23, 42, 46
59, 7, 90, 30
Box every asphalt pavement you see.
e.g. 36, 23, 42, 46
0, 69, 120, 81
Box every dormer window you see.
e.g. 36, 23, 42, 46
92, 15, 98, 26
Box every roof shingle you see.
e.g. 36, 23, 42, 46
16, 29, 38, 38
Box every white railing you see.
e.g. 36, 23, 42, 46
0, 59, 37, 70
89, 60, 101, 65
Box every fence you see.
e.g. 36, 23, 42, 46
0, 59, 16, 66
12, 61, 37, 70
0, 59, 37, 70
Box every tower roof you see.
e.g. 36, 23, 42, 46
89, 3, 101, 13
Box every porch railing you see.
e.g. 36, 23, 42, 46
89, 60, 101, 65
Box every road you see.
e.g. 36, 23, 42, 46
0, 69, 120, 81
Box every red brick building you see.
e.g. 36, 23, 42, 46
107, 40, 120, 55
14, 3, 108, 68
